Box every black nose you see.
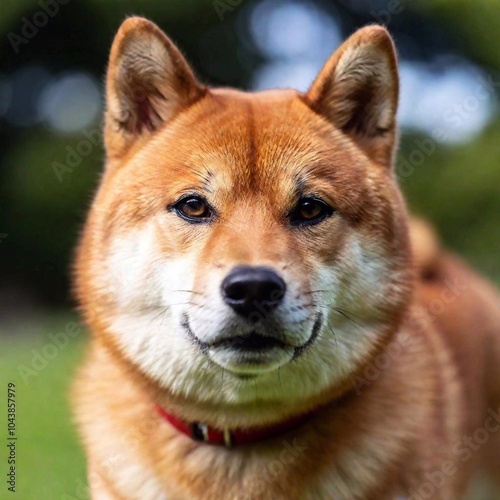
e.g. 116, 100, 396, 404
221, 266, 286, 319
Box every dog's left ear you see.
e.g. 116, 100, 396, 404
305, 26, 399, 166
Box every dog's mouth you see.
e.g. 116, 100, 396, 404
182, 313, 322, 374
211, 332, 287, 351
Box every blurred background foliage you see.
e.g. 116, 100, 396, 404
0, 1, 498, 498
0, 0, 499, 315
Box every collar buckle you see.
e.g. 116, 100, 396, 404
190, 422, 209, 442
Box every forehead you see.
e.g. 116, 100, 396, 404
137, 89, 365, 201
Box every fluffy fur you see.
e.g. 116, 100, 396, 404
73, 18, 500, 499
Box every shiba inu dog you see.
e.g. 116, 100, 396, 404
73, 17, 500, 499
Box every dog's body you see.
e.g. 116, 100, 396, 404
73, 18, 500, 499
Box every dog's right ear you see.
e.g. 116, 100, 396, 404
305, 26, 399, 166
105, 17, 205, 158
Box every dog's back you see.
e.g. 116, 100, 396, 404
411, 219, 500, 496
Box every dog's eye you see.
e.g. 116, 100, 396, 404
173, 196, 212, 222
289, 198, 333, 226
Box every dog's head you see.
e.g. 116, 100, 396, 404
76, 18, 412, 424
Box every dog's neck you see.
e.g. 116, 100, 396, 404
154, 403, 318, 447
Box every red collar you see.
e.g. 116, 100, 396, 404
155, 404, 314, 447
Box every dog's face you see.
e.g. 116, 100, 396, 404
76, 18, 412, 417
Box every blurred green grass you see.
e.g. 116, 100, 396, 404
0, 315, 87, 499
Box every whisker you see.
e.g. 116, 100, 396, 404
152, 307, 169, 323
136, 301, 195, 314
302, 289, 331, 295
221, 367, 225, 392
172, 289, 205, 296
147, 302, 193, 323
334, 307, 364, 319
327, 325, 338, 346
333, 308, 357, 325
306, 301, 365, 328
136, 305, 169, 313
203, 358, 212, 374
317, 332, 338, 350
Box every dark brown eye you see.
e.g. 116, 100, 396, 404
173, 196, 212, 222
289, 197, 333, 226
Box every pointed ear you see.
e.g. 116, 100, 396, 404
305, 26, 399, 166
105, 17, 205, 158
